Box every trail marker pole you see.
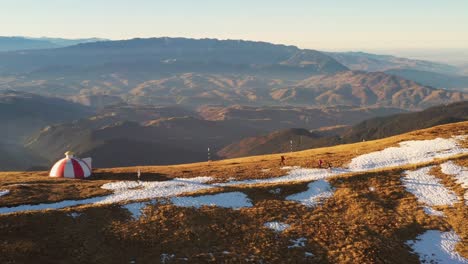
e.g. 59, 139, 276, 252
290, 140, 293, 152
208, 147, 211, 162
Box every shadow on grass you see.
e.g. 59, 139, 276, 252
90, 171, 171, 182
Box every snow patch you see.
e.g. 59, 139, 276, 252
407, 230, 468, 264
2, 137, 466, 215
286, 180, 334, 207
171, 192, 252, 209
349, 137, 467, 171
264, 221, 290, 232
68, 212, 82, 218
423, 206, 445, 217
221, 137, 466, 187
269, 188, 281, 194
0, 196, 108, 215
441, 161, 468, 204
0, 190, 9, 197
281, 166, 301, 170
0, 177, 215, 215
218, 168, 346, 187
288, 237, 307, 248
402, 166, 458, 207
160, 253, 175, 263
123, 202, 148, 219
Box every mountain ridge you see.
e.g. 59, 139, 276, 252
218, 101, 468, 158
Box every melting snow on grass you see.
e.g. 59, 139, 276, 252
218, 168, 346, 186
0, 196, 108, 215
286, 180, 334, 207
264, 221, 290, 232
68, 212, 82, 218
0, 177, 215, 215
288, 237, 307, 248
349, 137, 467, 171
1, 137, 466, 215
0, 190, 9, 197
402, 166, 458, 208
99, 176, 215, 204
171, 192, 252, 209
221, 137, 467, 187
407, 230, 468, 264
423, 206, 445, 217
441, 161, 468, 204
441, 161, 468, 188
269, 188, 281, 194
123, 202, 148, 219
281, 166, 301, 170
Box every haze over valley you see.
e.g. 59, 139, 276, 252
1, 37, 467, 170
1, 1, 468, 262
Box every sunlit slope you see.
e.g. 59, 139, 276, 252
0, 121, 467, 263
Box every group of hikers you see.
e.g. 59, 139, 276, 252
280, 155, 332, 171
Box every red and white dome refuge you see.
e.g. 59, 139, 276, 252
49, 151, 92, 179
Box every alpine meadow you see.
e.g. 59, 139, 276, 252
0, 1, 467, 263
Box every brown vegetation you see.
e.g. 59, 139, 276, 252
0, 122, 466, 263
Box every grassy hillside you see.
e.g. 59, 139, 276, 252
0, 122, 467, 263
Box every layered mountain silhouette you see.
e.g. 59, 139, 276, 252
218, 101, 468, 158
1, 37, 466, 110
24, 104, 404, 168
0, 36, 106, 52
1, 38, 467, 169
0, 90, 92, 143
280, 71, 466, 109
0, 37, 347, 75
327, 51, 468, 91
327, 51, 460, 75
0, 90, 92, 170
384, 69, 468, 91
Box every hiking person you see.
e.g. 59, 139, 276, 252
280, 155, 286, 166
327, 162, 332, 172
318, 159, 323, 168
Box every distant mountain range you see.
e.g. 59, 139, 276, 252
1, 37, 467, 169
0, 89, 465, 170
0, 36, 107, 52
0, 90, 92, 143
327, 51, 468, 91
384, 69, 468, 91
0, 90, 92, 170
218, 101, 468, 158
0, 37, 346, 75
327, 51, 461, 75
0, 37, 466, 110
275, 71, 466, 109
24, 103, 404, 169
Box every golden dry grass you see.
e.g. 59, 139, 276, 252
1, 164, 465, 263
0, 121, 467, 263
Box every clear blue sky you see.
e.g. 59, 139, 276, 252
2, 0, 467, 51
